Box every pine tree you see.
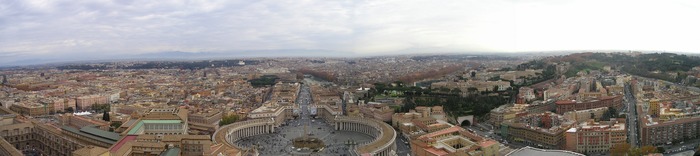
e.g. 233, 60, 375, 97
103, 111, 110, 121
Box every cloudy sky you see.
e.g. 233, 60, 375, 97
1, 0, 700, 65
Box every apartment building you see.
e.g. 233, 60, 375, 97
565, 119, 626, 154
555, 96, 623, 114
500, 112, 575, 149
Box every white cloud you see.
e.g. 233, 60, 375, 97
1, 0, 699, 64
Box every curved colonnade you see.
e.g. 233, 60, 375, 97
213, 118, 275, 150
334, 116, 397, 156
213, 116, 396, 156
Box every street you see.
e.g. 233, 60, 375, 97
464, 123, 518, 155
394, 134, 411, 156
624, 83, 640, 147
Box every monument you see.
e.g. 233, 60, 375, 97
291, 124, 325, 152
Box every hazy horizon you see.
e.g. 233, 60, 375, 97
2, 0, 700, 66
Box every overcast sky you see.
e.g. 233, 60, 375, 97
2, 0, 700, 65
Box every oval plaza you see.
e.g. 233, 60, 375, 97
214, 82, 397, 155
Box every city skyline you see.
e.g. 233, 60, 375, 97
2, 0, 700, 65
2, 50, 700, 154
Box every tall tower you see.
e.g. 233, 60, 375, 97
1, 75, 6, 84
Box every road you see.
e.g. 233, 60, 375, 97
624, 83, 640, 147
464, 124, 520, 154
394, 134, 411, 156
663, 141, 698, 155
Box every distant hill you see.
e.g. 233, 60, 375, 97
536, 52, 700, 86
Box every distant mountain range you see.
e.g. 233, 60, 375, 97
1, 50, 698, 68
131, 50, 357, 59
0, 49, 357, 67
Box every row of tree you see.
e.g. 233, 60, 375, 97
396, 65, 463, 83
610, 143, 660, 156
398, 89, 511, 118
296, 68, 337, 82
248, 75, 279, 87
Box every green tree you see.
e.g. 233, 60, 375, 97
656, 146, 665, 154
600, 107, 618, 121
467, 87, 479, 94
92, 104, 110, 113
610, 143, 631, 156
639, 146, 658, 155
64, 107, 74, 113
219, 114, 240, 126
110, 121, 122, 128
450, 88, 461, 94
102, 111, 110, 121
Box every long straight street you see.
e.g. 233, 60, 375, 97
625, 83, 639, 147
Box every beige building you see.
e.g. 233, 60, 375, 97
640, 108, 700, 146
109, 134, 213, 156
432, 80, 511, 93
500, 112, 575, 149
359, 103, 395, 122
565, 119, 626, 154
414, 106, 446, 120
75, 94, 109, 110
0, 121, 85, 156
489, 104, 528, 129
562, 107, 609, 123
0, 136, 22, 156
188, 108, 223, 134
10, 102, 55, 116
60, 113, 110, 130
411, 126, 500, 156
393, 107, 450, 136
